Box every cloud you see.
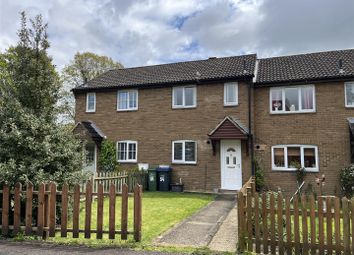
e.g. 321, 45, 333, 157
0, 0, 354, 70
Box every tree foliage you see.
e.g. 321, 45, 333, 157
0, 12, 85, 188
60, 52, 123, 122
339, 164, 354, 198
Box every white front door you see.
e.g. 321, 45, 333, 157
220, 140, 242, 190
83, 142, 97, 173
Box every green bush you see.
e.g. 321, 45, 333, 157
339, 164, 354, 198
98, 139, 119, 172
254, 159, 265, 192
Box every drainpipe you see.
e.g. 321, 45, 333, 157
248, 79, 255, 176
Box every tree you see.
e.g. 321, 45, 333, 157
98, 139, 120, 172
0, 12, 86, 188
60, 52, 123, 122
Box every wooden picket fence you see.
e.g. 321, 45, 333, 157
82, 171, 147, 194
238, 190, 354, 254
0, 182, 142, 241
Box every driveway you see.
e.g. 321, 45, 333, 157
0, 241, 186, 255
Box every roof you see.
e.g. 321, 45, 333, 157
73, 121, 106, 142
208, 116, 249, 140
72, 54, 257, 92
256, 49, 354, 86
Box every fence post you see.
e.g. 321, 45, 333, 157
277, 193, 284, 255
134, 184, 142, 242
237, 193, 245, 252
351, 198, 354, 255
109, 183, 116, 239
1, 183, 9, 236
49, 182, 57, 237
96, 183, 104, 239
61, 183, 69, 238
84, 181, 93, 239
72, 184, 80, 238
13, 183, 22, 236
247, 190, 253, 252
25, 182, 34, 235
121, 183, 128, 240
343, 197, 350, 254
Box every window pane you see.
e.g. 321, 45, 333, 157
285, 88, 299, 111
129, 91, 137, 108
118, 92, 128, 109
185, 142, 195, 162
128, 143, 136, 160
287, 147, 301, 167
274, 148, 285, 167
271, 89, 283, 111
173, 87, 183, 106
87, 94, 95, 110
346, 83, 354, 106
184, 87, 195, 106
173, 142, 183, 160
85, 143, 95, 165
226, 84, 236, 103
304, 148, 316, 168
118, 142, 127, 160
301, 87, 314, 110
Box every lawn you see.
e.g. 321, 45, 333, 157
49, 191, 214, 248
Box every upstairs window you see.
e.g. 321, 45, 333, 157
117, 90, 138, 111
117, 141, 137, 163
86, 92, 96, 112
224, 82, 238, 106
270, 85, 315, 113
345, 82, 354, 107
272, 145, 318, 172
172, 140, 197, 164
172, 86, 196, 108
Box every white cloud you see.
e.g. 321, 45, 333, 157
0, 0, 354, 70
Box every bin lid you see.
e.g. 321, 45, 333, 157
157, 166, 172, 172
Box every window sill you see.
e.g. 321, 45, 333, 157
345, 105, 354, 108
172, 106, 197, 109
117, 109, 138, 112
272, 168, 319, 172
224, 103, 239, 107
172, 162, 197, 165
270, 110, 316, 115
118, 161, 137, 164
85, 111, 96, 113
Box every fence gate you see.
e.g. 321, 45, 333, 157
0, 182, 142, 241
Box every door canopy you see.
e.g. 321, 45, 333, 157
208, 116, 249, 140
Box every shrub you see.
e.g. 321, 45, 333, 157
339, 164, 354, 198
254, 159, 265, 192
98, 139, 119, 172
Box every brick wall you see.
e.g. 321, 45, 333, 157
75, 82, 252, 192
254, 81, 352, 195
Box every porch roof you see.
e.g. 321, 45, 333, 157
73, 121, 106, 142
208, 116, 249, 140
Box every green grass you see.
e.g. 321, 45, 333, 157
48, 191, 214, 252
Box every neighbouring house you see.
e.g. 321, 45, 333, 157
73, 49, 354, 195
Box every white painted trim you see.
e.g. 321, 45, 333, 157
344, 82, 354, 108
220, 139, 242, 190
117, 140, 138, 163
172, 85, 197, 109
271, 144, 319, 172
269, 85, 316, 114
172, 140, 197, 164
117, 90, 139, 111
224, 82, 239, 106
86, 92, 96, 112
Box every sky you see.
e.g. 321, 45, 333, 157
1, 0, 354, 70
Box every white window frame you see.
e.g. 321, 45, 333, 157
172, 85, 197, 109
344, 82, 354, 108
172, 140, 197, 164
269, 85, 316, 114
117, 90, 138, 111
116, 140, 138, 163
271, 145, 319, 172
86, 92, 96, 112
224, 82, 238, 106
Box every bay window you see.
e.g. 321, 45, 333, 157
172, 140, 197, 164
272, 145, 318, 172
270, 85, 315, 113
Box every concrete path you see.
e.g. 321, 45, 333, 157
0, 240, 187, 255
154, 197, 236, 248
208, 202, 238, 252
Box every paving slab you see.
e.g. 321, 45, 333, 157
154, 198, 235, 247
208, 203, 238, 252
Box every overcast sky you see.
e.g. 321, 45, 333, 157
1, 0, 354, 70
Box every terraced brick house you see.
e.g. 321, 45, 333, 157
73, 49, 354, 195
